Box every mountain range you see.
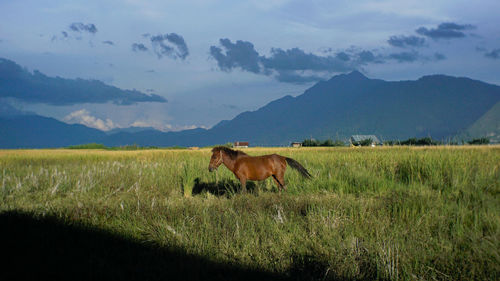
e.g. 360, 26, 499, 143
206, 71, 500, 144
1, 71, 500, 148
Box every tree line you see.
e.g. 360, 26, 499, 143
301, 137, 490, 147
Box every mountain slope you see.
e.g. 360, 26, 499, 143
208, 71, 500, 144
460, 100, 500, 143
0, 115, 106, 148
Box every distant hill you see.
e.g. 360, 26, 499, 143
0, 115, 106, 148
103, 127, 208, 147
1, 71, 500, 148
0, 113, 211, 148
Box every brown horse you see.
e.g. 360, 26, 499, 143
208, 146, 311, 192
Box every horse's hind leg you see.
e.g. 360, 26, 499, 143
272, 174, 286, 192
271, 176, 281, 191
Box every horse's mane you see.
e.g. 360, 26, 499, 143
212, 146, 247, 160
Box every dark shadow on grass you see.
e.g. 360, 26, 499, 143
288, 253, 385, 281
0, 210, 386, 281
192, 178, 257, 197
0, 210, 285, 281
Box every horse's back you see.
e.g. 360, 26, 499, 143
236, 154, 275, 168
234, 154, 285, 180
249, 154, 285, 167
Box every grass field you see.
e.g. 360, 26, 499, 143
1, 146, 499, 280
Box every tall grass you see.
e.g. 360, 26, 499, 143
0, 147, 499, 280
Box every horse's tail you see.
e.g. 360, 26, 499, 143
285, 157, 312, 179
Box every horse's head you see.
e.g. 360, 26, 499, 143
208, 148, 223, 172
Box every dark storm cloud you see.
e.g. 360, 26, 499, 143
209, 39, 393, 83
209, 39, 261, 73
50, 31, 69, 42
209, 38, 447, 83
357, 50, 376, 63
474, 47, 500, 59
150, 33, 189, 60
132, 43, 148, 52
416, 22, 475, 39
262, 48, 384, 74
274, 71, 323, 84
69, 22, 98, 34
433, 53, 446, 61
102, 40, 114, 46
335, 52, 350, 61
209, 38, 357, 83
484, 49, 500, 59
475, 46, 487, 52
0, 57, 166, 105
164, 33, 189, 59
388, 35, 426, 48
354, 49, 387, 64
51, 23, 98, 43
388, 51, 447, 63
388, 51, 419, 62
262, 47, 353, 72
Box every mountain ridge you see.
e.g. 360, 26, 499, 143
205, 71, 500, 145
1, 71, 500, 148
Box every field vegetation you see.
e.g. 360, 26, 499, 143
1, 146, 499, 280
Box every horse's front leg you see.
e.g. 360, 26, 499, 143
233, 167, 248, 193
239, 178, 247, 193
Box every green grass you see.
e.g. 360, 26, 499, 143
0, 147, 499, 280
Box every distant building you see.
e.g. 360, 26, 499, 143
291, 142, 302, 148
350, 135, 381, 147
234, 141, 249, 148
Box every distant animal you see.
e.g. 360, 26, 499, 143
208, 146, 311, 192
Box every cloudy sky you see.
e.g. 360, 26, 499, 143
1, 0, 499, 131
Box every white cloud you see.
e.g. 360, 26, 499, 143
129, 120, 208, 132
130, 120, 171, 131
61, 109, 208, 132
63, 109, 117, 131
173, 124, 209, 131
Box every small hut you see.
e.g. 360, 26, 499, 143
234, 141, 249, 148
291, 142, 302, 148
